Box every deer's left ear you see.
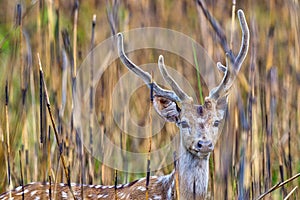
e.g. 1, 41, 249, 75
153, 96, 181, 123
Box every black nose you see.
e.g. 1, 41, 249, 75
197, 140, 214, 153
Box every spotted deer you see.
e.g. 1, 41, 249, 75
0, 9, 249, 200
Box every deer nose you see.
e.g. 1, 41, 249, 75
197, 140, 214, 153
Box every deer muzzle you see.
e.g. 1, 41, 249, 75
196, 140, 214, 154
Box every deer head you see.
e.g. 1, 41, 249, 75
117, 10, 249, 160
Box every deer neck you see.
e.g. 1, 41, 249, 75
177, 146, 210, 200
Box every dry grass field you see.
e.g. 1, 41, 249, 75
0, 0, 299, 199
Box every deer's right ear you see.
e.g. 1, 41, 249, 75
153, 96, 181, 123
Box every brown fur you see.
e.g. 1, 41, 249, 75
0, 174, 175, 199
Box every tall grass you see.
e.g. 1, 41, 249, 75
0, 0, 299, 199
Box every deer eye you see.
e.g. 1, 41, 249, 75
213, 120, 220, 127
180, 120, 190, 128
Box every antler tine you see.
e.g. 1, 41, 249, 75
209, 9, 249, 100
117, 33, 181, 102
117, 33, 152, 83
216, 62, 227, 73
235, 10, 250, 70
158, 55, 193, 102
209, 54, 232, 99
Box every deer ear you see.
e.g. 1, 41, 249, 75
153, 96, 181, 123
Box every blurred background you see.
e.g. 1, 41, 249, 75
0, 0, 299, 199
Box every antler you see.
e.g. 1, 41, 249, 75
117, 33, 192, 102
208, 10, 250, 100
158, 55, 192, 102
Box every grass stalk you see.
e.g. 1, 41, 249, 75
72, 0, 79, 78
114, 169, 118, 200
88, 14, 96, 185
248, 18, 258, 198
230, 0, 236, 50
18, 150, 24, 200
5, 80, 12, 198
192, 43, 204, 104
174, 152, 180, 200
145, 73, 154, 199
47, 126, 52, 184
49, 175, 52, 200
283, 186, 298, 200
16, 4, 24, 93
38, 53, 76, 199
256, 172, 300, 200
196, 0, 231, 59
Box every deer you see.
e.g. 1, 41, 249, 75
0, 9, 249, 200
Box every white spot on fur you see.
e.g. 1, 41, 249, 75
15, 186, 22, 192
118, 192, 125, 199
34, 197, 40, 200
16, 189, 29, 196
95, 185, 101, 189
137, 186, 146, 191
89, 185, 94, 188
61, 191, 68, 198
71, 183, 77, 187
59, 183, 65, 187
16, 192, 22, 196
97, 194, 109, 198
31, 190, 37, 196
45, 189, 49, 194
152, 195, 162, 200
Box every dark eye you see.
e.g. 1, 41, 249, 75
180, 120, 190, 128
213, 120, 220, 127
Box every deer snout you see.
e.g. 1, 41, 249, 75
196, 140, 214, 153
